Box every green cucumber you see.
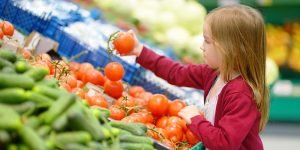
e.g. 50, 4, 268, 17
33, 85, 66, 99
1, 66, 16, 74
110, 120, 147, 136
64, 143, 90, 150
36, 79, 58, 88
24, 67, 49, 81
52, 113, 67, 132
119, 134, 153, 145
0, 130, 11, 143
0, 104, 22, 130
54, 131, 92, 146
44, 94, 76, 124
67, 110, 106, 141
0, 58, 14, 69
0, 74, 34, 89
0, 88, 27, 104
0, 49, 17, 63
15, 60, 30, 73
120, 143, 154, 150
18, 126, 47, 150
24, 117, 40, 129
37, 125, 51, 138
25, 91, 54, 107
5, 101, 36, 115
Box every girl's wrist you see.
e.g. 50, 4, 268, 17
135, 43, 144, 57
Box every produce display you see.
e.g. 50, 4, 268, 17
266, 22, 300, 76
2, 0, 300, 149
94, 0, 206, 64
0, 47, 157, 150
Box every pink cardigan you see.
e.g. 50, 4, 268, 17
136, 46, 263, 150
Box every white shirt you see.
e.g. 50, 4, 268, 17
203, 78, 227, 125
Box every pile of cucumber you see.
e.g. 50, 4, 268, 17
0, 49, 154, 150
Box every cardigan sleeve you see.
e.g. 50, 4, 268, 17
187, 92, 259, 150
136, 46, 214, 90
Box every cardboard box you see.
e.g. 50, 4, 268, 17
24, 31, 58, 55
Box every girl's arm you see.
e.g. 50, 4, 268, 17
136, 46, 213, 89
186, 92, 259, 150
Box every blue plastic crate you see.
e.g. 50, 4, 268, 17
0, 0, 8, 16
130, 68, 180, 100
0, 0, 49, 34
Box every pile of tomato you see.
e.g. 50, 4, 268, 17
0, 20, 15, 39
16, 29, 201, 149
108, 86, 201, 149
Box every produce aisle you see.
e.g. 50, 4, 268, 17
1, 0, 300, 150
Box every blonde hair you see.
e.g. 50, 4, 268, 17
206, 5, 269, 132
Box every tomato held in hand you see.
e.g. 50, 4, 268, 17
147, 94, 169, 116
104, 62, 125, 81
0, 21, 14, 36
113, 32, 134, 55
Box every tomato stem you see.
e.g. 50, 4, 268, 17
106, 31, 120, 61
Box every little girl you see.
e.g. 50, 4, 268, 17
125, 4, 269, 150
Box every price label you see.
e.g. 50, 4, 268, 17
218, 0, 240, 6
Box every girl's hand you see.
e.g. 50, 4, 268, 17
178, 105, 202, 124
124, 30, 143, 57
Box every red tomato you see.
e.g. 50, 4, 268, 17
90, 95, 108, 108
60, 82, 71, 92
104, 80, 123, 99
82, 69, 105, 86
76, 63, 94, 80
186, 129, 201, 145
76, 80, 84, 88
167, 116, 187, 132
128, 86, 145, 97
104, 62, 124, 81
134, 97, 148, 107
147, 94, 169, 116
115, 96, 136, 107
168, 99, 186, 116
66, 75, 77, 89
156, 128, 168, 141
19, 49, 32, 60
112, 32, 134, 55
146, 124, 158, 139
156, 116, 169, 128
87, 94, 109, 108
137, 91, 152, 101
109, 105, 126, 120
138, 111, 154, 124
68, 61, 80, 72
165, 124, 183, 143
0, 21, 14, 36
0, 29, 3, 40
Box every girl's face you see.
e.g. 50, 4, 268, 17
201, 22, 222, 69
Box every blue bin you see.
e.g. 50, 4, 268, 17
0, 0, 49, 34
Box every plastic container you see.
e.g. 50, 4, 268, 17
0, 0, 49, 34
191, 142, 204, 150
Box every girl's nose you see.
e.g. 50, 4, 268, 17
200, 45, 205, 52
